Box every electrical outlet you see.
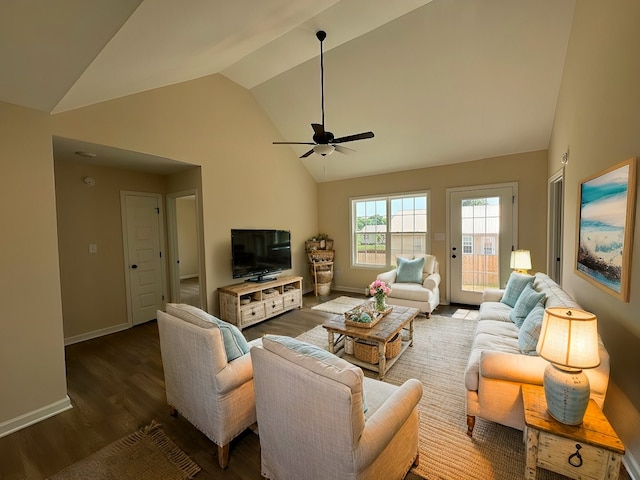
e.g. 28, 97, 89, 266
89, 244, 98, 254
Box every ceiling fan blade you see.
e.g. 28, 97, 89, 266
300, 149, 315, 158
311, 123, 325, 136
273, 141, 315, 145
332, 131, 375, 143
334, 145, 356, 155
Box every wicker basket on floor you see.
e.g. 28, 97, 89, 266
353, 334, 401, 364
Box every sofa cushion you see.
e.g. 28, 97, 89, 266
389, 282, 434, 302
518, 303, 545, 355
509, 283, 545, 327
396, 257, 425, 283
166, 303, 250, 362
263, 335, 367, 413
478, 301, 512, 322
501, 272, 535, 307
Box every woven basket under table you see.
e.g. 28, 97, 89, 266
353, 334, 401, 364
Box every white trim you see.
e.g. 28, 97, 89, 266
64, 322, 130, 346
547, 168, 564, 284
0, 397, 72, 439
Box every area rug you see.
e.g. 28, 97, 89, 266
47, 421, 200, 480
296, 315, 569, 480
311, 295, 369, 314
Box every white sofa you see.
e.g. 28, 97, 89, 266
251, 334, 423, 480
376, 254, 440, 316
465, 272, 611, 436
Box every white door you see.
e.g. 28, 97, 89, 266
122, 193, 165, 325
448, 185, 516, 305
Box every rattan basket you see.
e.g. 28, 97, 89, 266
353, 334, 401, 364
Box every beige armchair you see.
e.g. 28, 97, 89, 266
251, 335, 423, 480
376, 254, 440, 316
157, 304, 261, 469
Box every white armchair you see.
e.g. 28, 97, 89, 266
251, 335, 423, 480
157, 304, 261, 469
376, 254, 440, 317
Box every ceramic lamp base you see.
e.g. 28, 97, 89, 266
543, 363, 590, 425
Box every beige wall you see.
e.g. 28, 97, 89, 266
549, 0, 640, 469
318, 150, 548, 295
51, 74, 318, 314
54, 158, 168, 341
0, 102, 69, 433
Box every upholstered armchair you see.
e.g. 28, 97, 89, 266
251, 335, 423, 480
376, 254, 440, 316
157, 304, 261, 469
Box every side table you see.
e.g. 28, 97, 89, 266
522, 384, 625, 480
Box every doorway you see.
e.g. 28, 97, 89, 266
547, 169, 564, 284
166, 190, 205, 309
121, 192, 167, 325
447, 183, 517, 305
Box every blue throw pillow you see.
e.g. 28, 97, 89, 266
518, 303, 545, 355
501, 272, 535, 307
212, 317, 250, 362
396, 257, 425, 283
509, 283, 545, 327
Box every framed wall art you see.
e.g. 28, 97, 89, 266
576, 157, 637, 302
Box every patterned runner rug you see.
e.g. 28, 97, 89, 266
296, 315, 571, 480
47, 421, 200, 480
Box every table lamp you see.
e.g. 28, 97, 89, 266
510, 250, 532, 273
536, 307, 600, 425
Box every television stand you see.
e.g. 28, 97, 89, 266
218, 276, 303, 330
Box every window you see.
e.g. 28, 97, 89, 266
351, 192, 429, 267
462, 235, 473, 254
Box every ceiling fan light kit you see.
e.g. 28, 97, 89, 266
273, 30, 374, 158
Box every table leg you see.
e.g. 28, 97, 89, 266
525, 426, 539, 480
409, 319, 414, 347
378, 342, 386, 380
327, 330, 335, 354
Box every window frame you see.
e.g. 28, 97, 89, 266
350, 191, 430, 268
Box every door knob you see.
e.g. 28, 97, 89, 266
451, 254, 457, 259
131, 264, 138, 269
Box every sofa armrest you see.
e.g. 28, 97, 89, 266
480, 350, 548, 385
355, 379, 422, 469
377, 269, 397, 284
216, 352, 254, 394
482, 288, 505, 303
423, 272, 441, 291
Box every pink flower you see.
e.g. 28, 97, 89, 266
368, 279, 391, 296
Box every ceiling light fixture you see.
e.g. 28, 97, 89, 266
313, 144, 335, 156
75, 151, 96, 158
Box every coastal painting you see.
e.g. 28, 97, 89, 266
576, 158, 636, 302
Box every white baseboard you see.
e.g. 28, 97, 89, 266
0, 396, 72, 439
64, 322, 130, 346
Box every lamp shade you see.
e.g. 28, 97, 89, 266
536, 307, 600, 369
509, 250, 532, 271
313, 144, 335, 156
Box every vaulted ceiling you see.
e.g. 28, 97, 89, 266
1, 0, 575, 182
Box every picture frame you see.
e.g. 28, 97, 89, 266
576, 157, 637, 302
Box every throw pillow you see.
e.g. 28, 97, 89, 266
509, 283, 546, 327
501, 272, 535, 307
264, 335, 368, 413
166, 303, 249, 362
396, 257, 425, 283
518, 303, 545, 355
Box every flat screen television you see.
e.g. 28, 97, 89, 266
231, 229, 292, 282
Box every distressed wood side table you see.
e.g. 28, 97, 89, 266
522, 384, 624, 480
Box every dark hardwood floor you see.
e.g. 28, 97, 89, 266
0, 292, 462, 480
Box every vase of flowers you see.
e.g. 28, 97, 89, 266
368, 279, 391, 312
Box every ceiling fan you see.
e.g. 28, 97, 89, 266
273, 30, 374, 158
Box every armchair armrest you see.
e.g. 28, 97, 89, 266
482, 288, 505, 303
423, 272, 441, 291
355, 379, 422, 469
377, 269, 397, 285
216, 352, 254, 394
480, 351, 547, 385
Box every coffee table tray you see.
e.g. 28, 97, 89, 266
344, 304, 393, 328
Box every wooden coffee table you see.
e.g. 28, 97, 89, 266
322, 305, 418, 380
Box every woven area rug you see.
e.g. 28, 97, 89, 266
311, 295, 370, 314
296, 315, 570, 480
47, 421, 200, 480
